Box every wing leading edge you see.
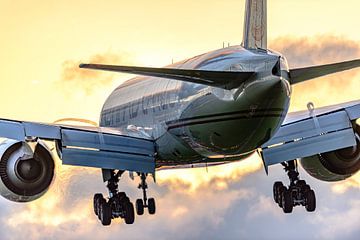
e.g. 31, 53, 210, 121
79, 64, 255, 90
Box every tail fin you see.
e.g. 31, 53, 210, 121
242, 0, 267, 50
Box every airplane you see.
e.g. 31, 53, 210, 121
0, 0, 359, 226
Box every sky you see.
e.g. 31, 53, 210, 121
0, 0, 359, 239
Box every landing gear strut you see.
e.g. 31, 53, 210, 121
93, 170, 135, 226
135, 173, 156, 215
273, 160, 316, 213
92, 170, 157, 226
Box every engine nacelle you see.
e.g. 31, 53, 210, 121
300, 125, 360, 182
0, 139, 55, 202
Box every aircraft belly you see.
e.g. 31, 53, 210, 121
155, 131, 204, 166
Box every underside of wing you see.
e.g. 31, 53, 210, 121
289, 59, 360, 84
260, 100, 360, 171
0, 119, 156, 174
79, 63, 255, 90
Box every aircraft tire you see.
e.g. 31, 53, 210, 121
124, 201, 135, 224
100, 202, 112, 226
305, 190, 316, 212
148, 198, 156, 215
282, 189, 293, 213
296, 180, 306, 187
93, 193, 104, 216
301, 184, 311, 194
136, 199, 144, 215
273, 182, 283, 203
278, 186, 286, 207
98, 198, 106, 220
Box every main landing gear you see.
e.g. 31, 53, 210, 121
135, 173, 156, 216
272, 160, 316, 213
93, 170, 156, 226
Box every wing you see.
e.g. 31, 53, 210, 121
289, 59, 360, 85
0, 119, 156, 174
79, 64, 255, 90
260, 100, 360, 171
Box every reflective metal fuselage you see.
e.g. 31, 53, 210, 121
100, 46, 291, 168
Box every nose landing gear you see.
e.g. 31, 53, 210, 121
273, 160, 316, 213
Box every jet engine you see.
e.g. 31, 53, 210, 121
0, 139, 55, 202
300, 124, 360, 182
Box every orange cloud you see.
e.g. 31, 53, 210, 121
331, 172, 360, 194
59, 52, 133, 95
157, 154, 263, 193
270, 35, 360, 68
270, 35, 360, 111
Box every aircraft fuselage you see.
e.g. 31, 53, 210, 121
100, 46, 291, 168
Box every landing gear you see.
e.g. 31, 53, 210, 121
135, 198, 144, 215
135, 173, 156, 215
93, 170, 135, 226
148, 198, 156, 215
99, 201, 112, 226
272, 160, 316, 213
92, 170, 156, 226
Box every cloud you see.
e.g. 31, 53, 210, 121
246, 195, 284, 220
331, 172, 360, 194
0, 154, 263, 239
270, 35, 360, 68
156, 154, 262, 193
0, 159, 359, 240
270, 35, 360, 111
59, 52, 133, 95
309, 200, 360, 240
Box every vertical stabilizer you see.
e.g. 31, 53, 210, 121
242, 0, 267, 50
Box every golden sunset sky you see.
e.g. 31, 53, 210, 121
0, 0, 359, 239
1, 0, 360, 122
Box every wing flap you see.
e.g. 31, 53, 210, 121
262, 128, 356, 166
79, 64, 255, 90
290, 59, 360, 84
263, 111, 353, 147
62, 148, 154, 173
261, 101, 360, 168
60, 127, 155, 173
0, 119, 156, 174
61, 128, 154, 157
